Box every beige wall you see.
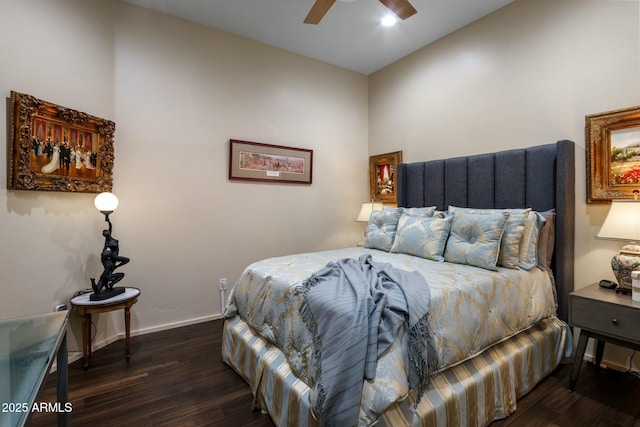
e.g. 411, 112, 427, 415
2, 0, 639, 371
0, 0, 368, 356
369, 0, 640, 369
0, 0, 118, 354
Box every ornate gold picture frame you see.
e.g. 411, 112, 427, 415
369, 151, 402, 204
587, 105, 640, 203
7, 91, 115, 193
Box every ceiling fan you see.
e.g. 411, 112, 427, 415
304, 0, 417, 25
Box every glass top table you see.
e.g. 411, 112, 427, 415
0, 310, 69, 427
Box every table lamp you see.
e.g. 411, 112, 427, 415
595, 199, 640, 294
356, 201, 383, 246
90, 192, 130, 301
94, 191, 119, 230
356, 201, 384, 223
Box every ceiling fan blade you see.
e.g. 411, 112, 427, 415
378, 0, 417, 20
304, 0, 337, 24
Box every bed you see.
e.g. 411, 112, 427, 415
222, 140, 575, 427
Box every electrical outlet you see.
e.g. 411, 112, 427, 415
219, 278, 227, 290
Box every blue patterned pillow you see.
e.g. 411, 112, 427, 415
401, 206, 437, 217
391, 214, 453, 261
448, 206, 529, 269
364, 208, 402, 251
497, 211, 528, 268
519, 211, 546, 270
444, 211, 509, 271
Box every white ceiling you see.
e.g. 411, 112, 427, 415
124, 0, 514, 75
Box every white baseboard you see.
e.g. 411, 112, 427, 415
130, 313, 224, 337
582, 351, 631, 373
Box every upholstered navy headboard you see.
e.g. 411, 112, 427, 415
396, 140, 575, 321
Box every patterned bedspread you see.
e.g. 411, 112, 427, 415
224, 247, 558, 424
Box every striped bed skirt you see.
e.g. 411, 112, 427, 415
221, 315, 571, 427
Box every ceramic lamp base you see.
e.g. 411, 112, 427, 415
611, 251, 640, 295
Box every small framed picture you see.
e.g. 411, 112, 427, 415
369, 151, 402, 204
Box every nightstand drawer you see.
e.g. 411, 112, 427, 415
571, 296, 640, 344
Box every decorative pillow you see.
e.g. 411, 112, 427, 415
536, 210, 556, 270
448, 206, 529, 269
401, 206, 437, 217
364, 208, 402, 252
519, 211, 546, 270
497, 211, 528, 268
444, 211, 509, 271
433, 210, 449, 219
391, 214, 453, 261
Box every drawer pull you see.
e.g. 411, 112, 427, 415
611, 318, 619, 325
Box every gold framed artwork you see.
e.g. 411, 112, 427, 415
369, 151, 402, 204
7, 91, 115, 193
228, 139, 313, 184
586, 105, 640, 203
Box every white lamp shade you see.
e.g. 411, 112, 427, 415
356, 201, 383, 222
94, 192, 119, 213
596, 200, 640, 241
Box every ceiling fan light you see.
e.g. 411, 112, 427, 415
381, 14, 397, 26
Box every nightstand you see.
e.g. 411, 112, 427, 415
569, 283, 640, 390
71, 287, 140, 369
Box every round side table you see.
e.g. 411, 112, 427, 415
71, 287, 140, 369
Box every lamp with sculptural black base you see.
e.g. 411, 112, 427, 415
90, 192, 130, 301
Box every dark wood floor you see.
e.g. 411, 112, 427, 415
29, 320, 274, 427
29, 319, 640, 427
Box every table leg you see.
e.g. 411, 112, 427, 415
87, 313, 92, 357
125, 306, 131, 361
569, 331, 590, 391
595, 340, 606, 368
57, 332, 68, 427
81, 313, 89, 370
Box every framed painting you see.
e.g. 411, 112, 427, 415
7, 91, 115, 193
369, 151, 402, 204
586, 105, 640, 203
229, 139, 313, 184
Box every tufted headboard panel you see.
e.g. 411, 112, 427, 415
396, 140, 575, 321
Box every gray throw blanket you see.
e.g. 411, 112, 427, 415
295, 254, 436, 427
